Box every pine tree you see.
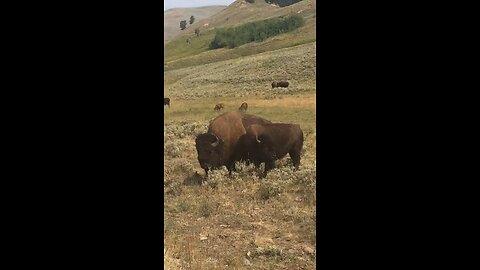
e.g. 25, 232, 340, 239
180, 20, 187, 30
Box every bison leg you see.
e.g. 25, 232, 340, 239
204, 168, 209, 177
289, 149, 301, 171
262, 160, 275, 177
226, 162, 236, 177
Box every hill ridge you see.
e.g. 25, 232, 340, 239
164, 0, 315, 70
164, 5, 227, 45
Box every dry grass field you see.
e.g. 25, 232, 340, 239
164, 1, 316, 268
164, 82, 316, 270
164, 96, 316, 269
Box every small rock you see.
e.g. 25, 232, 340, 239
246, 251, 251, 257
243, 258, 251, 266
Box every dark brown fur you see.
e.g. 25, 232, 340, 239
164, 98, 170, 107
237, 123, 303, 176
272, 81, 289, 88
195, 112, 271, 176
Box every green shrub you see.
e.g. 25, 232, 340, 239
209, 15, 304, 49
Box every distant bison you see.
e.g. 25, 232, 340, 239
164, 98, 170, 107
237, 123, 303, 177
195, 112, 271, 176
214, 103, 224, 111
272, 81, 289, 88
238, 102, 248, 112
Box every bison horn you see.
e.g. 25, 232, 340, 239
211, 135, 219, 147
255, 135, 261, 143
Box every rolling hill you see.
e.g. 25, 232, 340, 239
164, 0, 316, 71
164, 6, 227, 45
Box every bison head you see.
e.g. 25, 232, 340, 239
236, 134, 255, 162
237, 133, 276, 164
272, 82, 277, 88
254, 134, 277, 160
195, 133, 225, 170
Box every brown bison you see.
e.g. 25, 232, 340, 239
238, 102, 248, 112
195, 112, 271, 176
272, 81, 289, 88
214, 103, 224, 111
237, 123, 303, 177
164, 98, 170, 107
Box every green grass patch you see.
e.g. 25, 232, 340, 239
164, 30, 217, 63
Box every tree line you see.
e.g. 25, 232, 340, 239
247, 0, 304, 5
209, 15, 304, 49
265, 0, 304, 7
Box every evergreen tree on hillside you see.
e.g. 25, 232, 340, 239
189, 16, 195, 25
265, 0, 303, 7
180, 20, 187, 30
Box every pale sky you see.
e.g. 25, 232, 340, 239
164, 0, 236, 11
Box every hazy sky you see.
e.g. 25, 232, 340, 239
164, 0, 236, 11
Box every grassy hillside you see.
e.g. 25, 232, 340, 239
164, 0, 316, 70
164, 6, 226, 45
191, 0, 316, 33
164, 42, 316, 99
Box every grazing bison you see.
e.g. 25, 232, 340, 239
214, 103, 224, 111
238, 102, 248, 112
195, 112, 271, 176
164, 98, 170, 107
237, 123, 303, 177
272, 81, 289, 88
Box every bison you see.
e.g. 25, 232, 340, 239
237, 123, 303, 177
195, 112, 271, 176
272, 81, 289, 88
238, 102, 248, 112
164, 98, 170, 107
214, 103, 224, 111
